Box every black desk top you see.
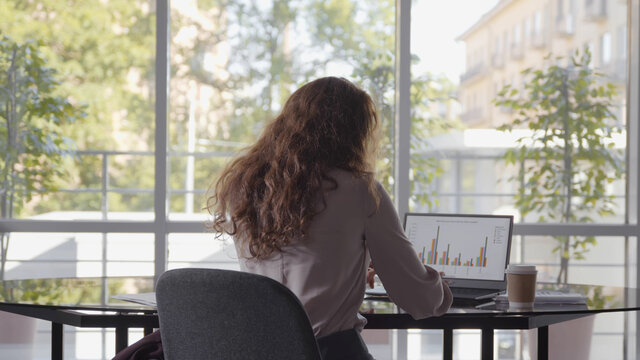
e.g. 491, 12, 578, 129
0, 277, 638, 317
364, 281, 637, 316
1, 277, 639, 332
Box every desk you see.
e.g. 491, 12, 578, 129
0, 277, 157, 360
1, 278, 638, 360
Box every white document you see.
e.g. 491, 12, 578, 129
112, 292, 157, 307
495, 290, 587, 304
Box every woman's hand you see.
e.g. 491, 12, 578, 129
367, 262, 376, 288
439, 271, 450, 286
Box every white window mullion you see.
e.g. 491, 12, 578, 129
630, 0, 640, 231
627, 0, 640, 359
395, 1, 412, 359
2, 220, 638, 237
395, 0, 411, 219
154, 0, 170, 283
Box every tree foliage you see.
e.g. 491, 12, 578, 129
1, 0, 454, 217
1, 0, 156, 214
410, 73, 461, 209
495, 51, 624, 283
0, 35, 85, 279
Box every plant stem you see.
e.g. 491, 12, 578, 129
559, 69, 573, 284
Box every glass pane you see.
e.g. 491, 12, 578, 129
406, 314, 627, 360
400, 313, 626, 360
168, 155, 230, 215
2, 306, 147, 359
108, 154, 154, 191
516, 235, 627, 286
168, 233, 239, 270
409, 0, 628, 226
0, 1, 156, 220
2, 232, 102, 280
1, 232, 154, 280
168, 0, 396, 218
106, 233, 154, 276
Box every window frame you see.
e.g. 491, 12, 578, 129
0, 0, 636, 305
0, 0, 638, 357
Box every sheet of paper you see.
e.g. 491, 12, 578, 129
495, 290, 587, 304
112, 292, 157, 307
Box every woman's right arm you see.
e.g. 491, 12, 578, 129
364, 182, 452, 319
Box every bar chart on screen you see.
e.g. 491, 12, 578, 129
405, 215, 511, 281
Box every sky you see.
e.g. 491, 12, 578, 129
411, 0, 499, 82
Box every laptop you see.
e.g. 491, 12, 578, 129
365, 213, 513, 304
404, 213, 513, 302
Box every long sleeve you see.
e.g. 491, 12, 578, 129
364, 182, 452, 319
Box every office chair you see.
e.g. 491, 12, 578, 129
156, 268, 322, 360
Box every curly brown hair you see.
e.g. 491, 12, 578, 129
207, 77, 379, 259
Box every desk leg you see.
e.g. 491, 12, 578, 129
481, 329, 494, 360
144, 327, 153, 336
443, 329, 453, 360
115, 326, 129, 354
52, 322, 63, 360
538, 326, 549, 360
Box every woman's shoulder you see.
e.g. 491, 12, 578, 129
326, 168, 377, 190
325, 169, 387, 209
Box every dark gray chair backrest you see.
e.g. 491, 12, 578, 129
156, 268, 322, 360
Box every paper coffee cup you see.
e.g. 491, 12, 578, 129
505, 264, 537, 309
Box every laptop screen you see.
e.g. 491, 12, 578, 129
404, 213, 513, 282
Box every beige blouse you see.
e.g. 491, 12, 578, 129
235, 169, 452, 337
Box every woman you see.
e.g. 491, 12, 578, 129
208, 77, 452, 359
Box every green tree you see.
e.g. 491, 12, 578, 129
2, 0, 455, 217
1, 0, 155, 215
170, 0, 459, 210
495, 51, 624, 284
170, 0, 404, 207
168, 0, 309, 212
0, 36, 85, 280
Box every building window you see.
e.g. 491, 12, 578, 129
618, 25, 627, 59
504, 31, 509, 55
557, 0, 565, 20
513, 24, 522, 46
601, 32, 612, 65
533, 11, 542, 35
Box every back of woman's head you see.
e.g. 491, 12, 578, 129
208, 77, 378, 259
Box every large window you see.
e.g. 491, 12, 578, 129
411, 0, 630, 282
409, 0, 637, 358
167, 0, 397, 219
1, 0, 639, 359
0, 1, 156, 221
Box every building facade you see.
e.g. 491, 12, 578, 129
458, 0, 627, 128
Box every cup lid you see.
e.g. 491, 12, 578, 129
505, 264, 537, 274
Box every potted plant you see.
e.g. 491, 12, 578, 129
495, 49, 624, 283
494, 49, 624, 360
